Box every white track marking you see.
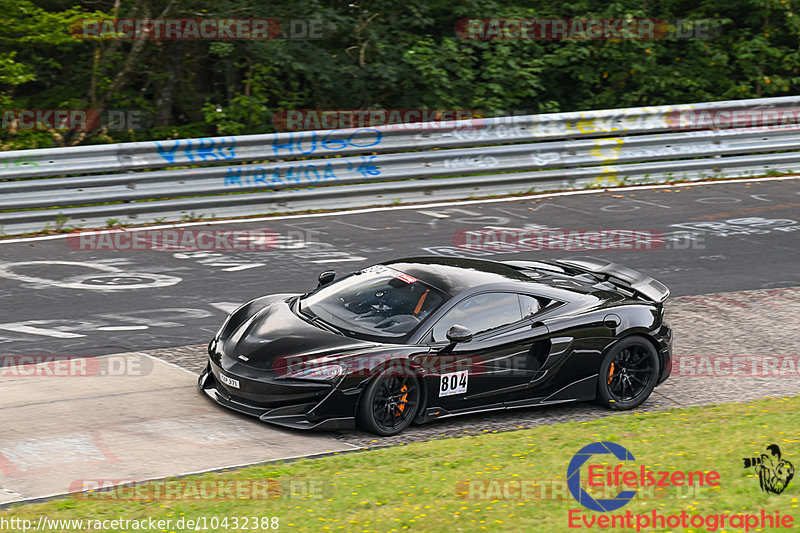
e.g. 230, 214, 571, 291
0, 176, 796, 245
419, 211, 450, 218
334, 220, 384, 231
0, 324, 85, 338
214, 263, 266, 272
96, 325, 150, 331
0, 261, 182, 291
310, 257, 367, 263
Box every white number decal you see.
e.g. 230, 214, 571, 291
439, 370, 468, 397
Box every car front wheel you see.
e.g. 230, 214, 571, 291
358, 365, 420, 436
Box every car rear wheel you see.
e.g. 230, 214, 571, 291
596, 336, 659, 410
358, 365, 420, 436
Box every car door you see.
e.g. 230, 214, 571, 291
418, 292, 550, 412
517, 308, 620, 403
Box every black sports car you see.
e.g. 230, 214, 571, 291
199, 256, 672, 436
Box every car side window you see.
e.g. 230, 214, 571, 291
519, 294, 541, 317
431, 292, 523, 342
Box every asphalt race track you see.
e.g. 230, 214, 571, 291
1, 177, 798, 502
0, 177, 797, 357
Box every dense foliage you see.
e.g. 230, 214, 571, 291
1, 0, 799, 148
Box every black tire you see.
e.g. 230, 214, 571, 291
596, 336, 659, 410
357, 363, 420, 436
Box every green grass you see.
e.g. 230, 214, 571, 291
3, 396, 800, 532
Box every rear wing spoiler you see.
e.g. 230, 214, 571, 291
553, 256, 670, 303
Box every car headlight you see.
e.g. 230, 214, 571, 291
283, 364, 344, 381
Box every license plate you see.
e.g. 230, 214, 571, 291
219, 372, 240, 389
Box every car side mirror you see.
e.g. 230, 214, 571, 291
317, 270, 336, 288
446, 324, 473, 344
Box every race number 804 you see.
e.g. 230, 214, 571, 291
439, 370, 468, 397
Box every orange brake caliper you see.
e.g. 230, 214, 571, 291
396, 385, 408, 415
608, 363, 615, 384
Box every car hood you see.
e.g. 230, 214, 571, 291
220, 299, 375, 372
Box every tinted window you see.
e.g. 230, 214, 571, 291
302, 265, 447, 338
432, 292, 523, 342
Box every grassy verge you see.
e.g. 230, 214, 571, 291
3, 396, 799, 532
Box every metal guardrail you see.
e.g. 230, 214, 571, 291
2, 95, 800, 234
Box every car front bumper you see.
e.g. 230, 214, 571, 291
198, 361, 357, 430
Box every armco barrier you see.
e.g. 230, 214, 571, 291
2, 95, 800, 234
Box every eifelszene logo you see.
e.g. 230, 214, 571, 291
567, 442, 637, 512
742, 444, 795, 494
567, 441, 721, 512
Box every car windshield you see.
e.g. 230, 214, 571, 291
301, 265, 448, 339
